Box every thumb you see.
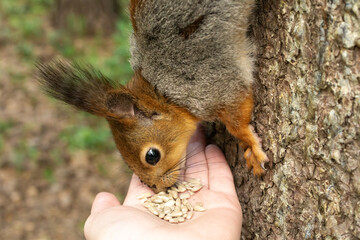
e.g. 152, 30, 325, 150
85, 192, 121, 239
90, 192, 121, 215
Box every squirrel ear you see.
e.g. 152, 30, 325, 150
106, 91, 135, 117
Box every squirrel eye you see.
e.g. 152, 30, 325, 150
145, 148, 161, 165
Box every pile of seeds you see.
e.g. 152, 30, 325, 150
138, 178, 206, 223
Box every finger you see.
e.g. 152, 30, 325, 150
85, 193, 122, 240
206, 144, 237, 196
123, 174, 153, 205
184, 126, 208, 185
90, 192, 120, 215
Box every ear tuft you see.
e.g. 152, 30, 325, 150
36, 59, 120, 117
106, 92, 135, 117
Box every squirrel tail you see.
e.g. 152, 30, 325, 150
36, 60, 119, 117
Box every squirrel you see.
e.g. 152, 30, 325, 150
37, 0, 268, 193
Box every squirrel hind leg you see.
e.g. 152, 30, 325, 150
218, 93, 269, 176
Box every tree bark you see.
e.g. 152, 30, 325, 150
52, 0, 119, 35
207, 0, 360, 239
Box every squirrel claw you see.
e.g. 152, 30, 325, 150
243, 146, 268, 176
260, 162, 267, 171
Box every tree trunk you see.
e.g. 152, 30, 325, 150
52, 0, 119, 35
207, 0, 360, 239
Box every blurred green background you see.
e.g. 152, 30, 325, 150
0, 0, 133, 239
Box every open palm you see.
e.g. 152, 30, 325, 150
84, 128, 242, 240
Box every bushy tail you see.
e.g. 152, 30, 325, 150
37, 60, 120, 117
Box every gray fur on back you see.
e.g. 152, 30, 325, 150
130, 0, 255, 120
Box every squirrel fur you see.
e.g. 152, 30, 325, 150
130, 0, 255, 119
37, 0, 268, 193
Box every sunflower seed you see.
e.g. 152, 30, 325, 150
176, 183, 187, 192
169, 190, 178, 199
175, 198, 181, 206
143, 201, 152, 208
174, 205, 181, 213
140, 179, 205, 223
186, 210, 193, 219
153, 197, 164, 203
188, 178, 201, 185
186, 202, 193, 211
163, 199, 175, 207
159, 212, 165, 219
164, 206, 172, 214
181, 205, 188, 214
138, 192, 152, 199
148, 206, 159, 215
194, 202, 206, 212
190, 184, 203, 192
169, 218, 179, 223
171, 211, 183, 217
161, 195, 170, 201
179, 192, 190, 199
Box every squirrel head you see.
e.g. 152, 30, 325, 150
37, 61, 198, 192
106, 73, 199, 192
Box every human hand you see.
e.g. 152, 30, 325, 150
84, 127, 242, 240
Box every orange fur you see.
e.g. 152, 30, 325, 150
129, 0, 144, 32
218, 93, 268, 176
107, 72, 199, 192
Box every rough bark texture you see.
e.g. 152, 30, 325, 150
206, 0, 360, 239
52, 0, 119, 35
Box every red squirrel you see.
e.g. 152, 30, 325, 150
38, 0, 268, 192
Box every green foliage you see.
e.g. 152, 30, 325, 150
0, 26, 12, 42
60, 125, 115, 152
1, 0, 52, 40
102, 20, 133, 84
45, 1, 133, 84
11, 140, 40, 170
17, 42, 34, 59
19, 17, 43, 38
65, 13, 87, 36
117, 0, 130, 17
43, 168, 55, 183
9, 70, 26, 84
0, 0, 53, 15
49, 30, 78, 58
0, 121, 13, 154
2, 0, 131, 168
0, 121, 14, 133
2, 0, 133, 82
0, 0, 28, 16
96, 162, 108, 176
0, 135, 4, 152
116, 192, 125, 204
50, 149, 65, 166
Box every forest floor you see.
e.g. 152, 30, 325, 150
0, 1, 132, 239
